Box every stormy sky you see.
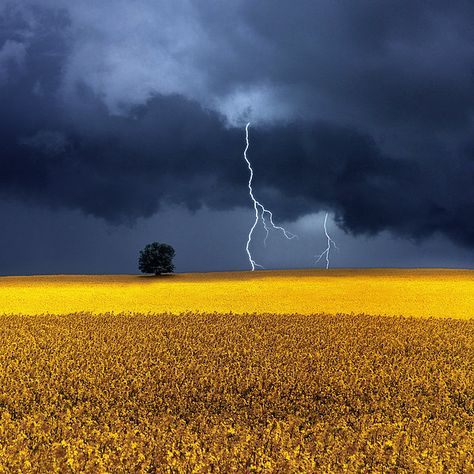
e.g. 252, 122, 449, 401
1, 0, 473, 274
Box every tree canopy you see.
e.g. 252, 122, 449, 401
138, 242, 175, 275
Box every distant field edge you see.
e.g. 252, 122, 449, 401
0, 268, 472, 319
1, 267, 473, 280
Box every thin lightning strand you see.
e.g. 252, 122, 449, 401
315, 212, 338, 269
244, 122, 297, 270
244, 122, 264, 270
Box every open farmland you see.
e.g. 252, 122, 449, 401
0, 268, 473, 318
0, 312, 473, 472
0, 269, 473, 472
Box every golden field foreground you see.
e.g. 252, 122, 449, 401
0, 312, 473, 473
0, 269, 473, 472
0, 268, 473, 318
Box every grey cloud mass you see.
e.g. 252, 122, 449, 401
0, 0, 473, 273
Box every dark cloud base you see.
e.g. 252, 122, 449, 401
2, 85, 473, 248
1, 1, 473, 254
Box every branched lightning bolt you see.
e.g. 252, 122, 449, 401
315, 212, 338, 269
244, 122, 297, 270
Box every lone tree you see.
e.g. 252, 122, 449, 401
138, 242, 175, 276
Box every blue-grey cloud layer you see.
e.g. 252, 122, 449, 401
1, 1, 474, 251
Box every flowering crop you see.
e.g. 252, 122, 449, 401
0, 312, 472, 472
0, 269, 472, 318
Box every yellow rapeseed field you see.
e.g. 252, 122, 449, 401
0, 269, 473, 472
0, 312, 473, 473
1, 268, 473, 318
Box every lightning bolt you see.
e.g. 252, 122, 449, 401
244, 122, 297, 270
315, 212, 338, 269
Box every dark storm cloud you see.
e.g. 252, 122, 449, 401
1, 1, 474, 249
